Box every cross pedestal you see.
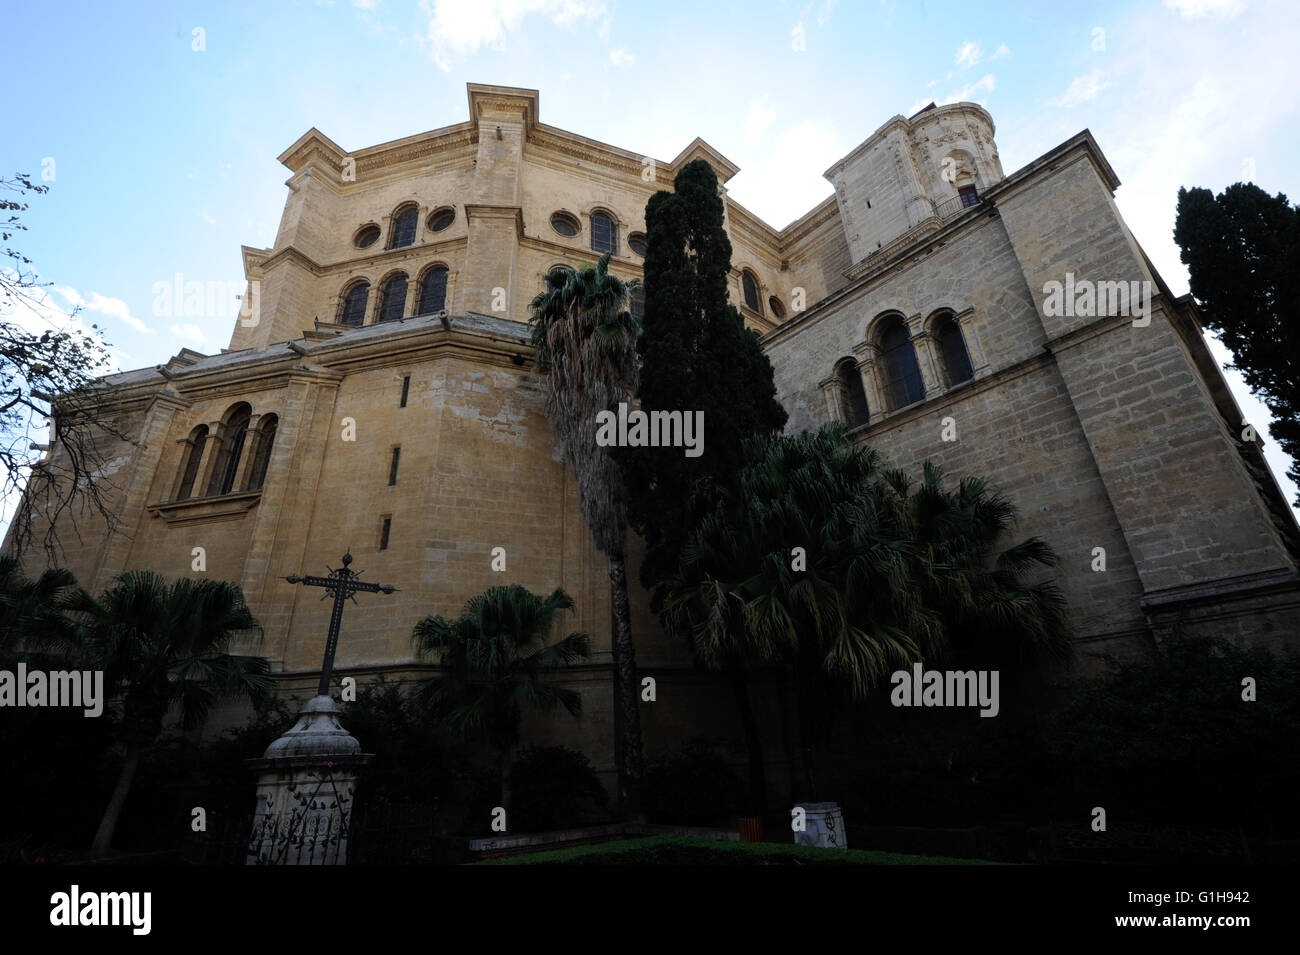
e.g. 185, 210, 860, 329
245, 551, 396, 865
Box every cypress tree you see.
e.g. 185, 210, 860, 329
625, 160, 787, 816
626, 158, 788, 595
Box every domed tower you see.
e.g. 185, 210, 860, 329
824, 102, 1004, 266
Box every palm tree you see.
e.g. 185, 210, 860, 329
412, 584, 592, 803
0, 556, 93, 663
662, 424, 1071, 805
79, 571, 272, 858
528, 254, 645, 814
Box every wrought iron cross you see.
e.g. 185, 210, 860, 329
283, 550, 397, 697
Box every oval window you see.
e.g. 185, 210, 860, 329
551, 212, 580, 237
428, 208, 455, 232
355, 225, 381, 249
628, 232, 648, 256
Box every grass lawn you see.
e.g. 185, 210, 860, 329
478, 835, 999, 865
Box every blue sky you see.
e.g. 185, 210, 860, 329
3, 0, 1298, 510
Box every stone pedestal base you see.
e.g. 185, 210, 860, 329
245, 695, 370, 865
794, 801, 848, 850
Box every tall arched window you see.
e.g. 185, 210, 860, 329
378, 273, 408, 322
879, 316, 925, 409
417, 266, 448, 315
247, 414, 278, 492
590, 210, 616, 255
742, 271, 762, 314
934, 313, 974, 386
175, 425, 208, 501
835, 358, 870, 428
340, 281, 369, 327
208, 403, 252, 497
389, 204, 418, 249
629, 284, 645, 322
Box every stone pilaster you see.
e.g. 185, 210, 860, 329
89, 387, 189, 594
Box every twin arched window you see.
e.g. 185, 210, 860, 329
879, 316, 925, 410
418, 266, 448, 315
207, 403, 252, 497
836, 358, 870, 428
340, 281, 370, 327
934, 313, 974, 387
246, 415, 277, 492
378, 273, 408, 322
741, 271, 762, 314
174, 405, 278, 502
389, 204, 419, 249
590, 210, 616, 255
175, 425, 208, 501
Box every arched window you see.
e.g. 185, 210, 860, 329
389, 204, 418, 249
340, 281, 369, 327
879, 316, 925, 409
175, 425, 208, 501
378, 273, 408, 322
208, 403, 252, 497
835, 358, 870, 428
934, 313, 974, 386
741, 271, 762, 314
629, 285, 645, 322
417, 266, 448, 315
590, 210, 616, 255
247, 415, 278, 492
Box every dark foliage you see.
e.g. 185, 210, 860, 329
643, 736, 745, 827
1174, 182, 1300, 502
626, 159, 788, 605
507, 744, 609, 832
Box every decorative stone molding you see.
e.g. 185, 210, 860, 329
147, 489, 262, 526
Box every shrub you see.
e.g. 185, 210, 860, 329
644, 737, 744, 826
507, 745, 608, 832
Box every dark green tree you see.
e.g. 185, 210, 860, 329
78, 571, 271, 857
412, 584, 591, 805
627, 158, 788, 623
1173, 183, 1300, 502
662, 425, 1070, 805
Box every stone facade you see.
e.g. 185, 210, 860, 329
7, 85, 1298, 798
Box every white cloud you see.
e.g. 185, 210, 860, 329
954, 41, 981, 68
1164, 0, 1245, 19
609, 47, 634, 67
941, 73, 995, 105
170, 323, 211, 348
1049, 69, 1110, 108
200, 210, 217, 225
990, 43, 1010, 60
744, 98, 777, 144
52, 285, 155, 334
418, 0, 609, 71
815, 0, 838, 25
353, 0, 378, 8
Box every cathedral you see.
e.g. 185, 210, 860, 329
9, 84, 1298, 795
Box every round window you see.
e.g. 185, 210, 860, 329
428, 208, 455, 232
551, 213, 579, 237
355, 225, 381, 249
627, 232, 648, 256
